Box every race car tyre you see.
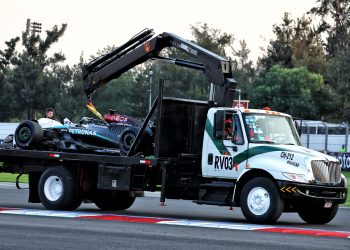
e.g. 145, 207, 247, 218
15, 120, 43, 149
38, 167, 82, 210
119, 129, 137, 155
94, 190, 136, 210
297, 204, 338, 224
240, 177, 284, 223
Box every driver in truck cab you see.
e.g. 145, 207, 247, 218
224, 114, 243, 144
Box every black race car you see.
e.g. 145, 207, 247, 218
13, 110, 153, 155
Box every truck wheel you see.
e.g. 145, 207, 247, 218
297, 204, 338, 224
38, 167, 82, 210
94, 190, 136, 210
15, 120, 43, 149
240, 177, 284, 223
119, 130, 136, 155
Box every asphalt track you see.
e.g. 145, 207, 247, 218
0, 183, 349, 249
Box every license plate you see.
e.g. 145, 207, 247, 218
324, 201, 333, 208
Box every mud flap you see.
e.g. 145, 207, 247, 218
28, 172, 42, 203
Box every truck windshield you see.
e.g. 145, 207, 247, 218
242, 113, 300, 145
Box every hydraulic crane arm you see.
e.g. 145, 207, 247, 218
83, 28, 236, 107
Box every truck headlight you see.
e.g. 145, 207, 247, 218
283, 172, 308, 183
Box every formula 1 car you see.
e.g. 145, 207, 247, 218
13, 109, 153, 155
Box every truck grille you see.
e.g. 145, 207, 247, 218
311, 160, 341, 184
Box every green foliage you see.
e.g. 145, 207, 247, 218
343, 171, 350, 207
91, 69, 149, 119
149, 23, 235, 103
191, 22, 234, 57
0, 19, 86, 122
326, 51, 350, 121
232, 40, 256, 100
0, 37, 20, 120
251, 66, 335, 119
308, 0, 350, 122
1, 19, 70, 120
310, 0, 350, 57
259, 13, 326, 75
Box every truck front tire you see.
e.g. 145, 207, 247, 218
297, 204, 338, 224
38, 167, 82, 210
94, 190, 136, 210
240, 177, 284, 223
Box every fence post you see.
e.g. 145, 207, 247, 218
345, 122, 349, 152
322, 122, 328, 152
306, 123, 310, 148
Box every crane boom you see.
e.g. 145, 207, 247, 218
83, 29, 236, 107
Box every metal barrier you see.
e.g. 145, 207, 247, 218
300, 120, 349, 153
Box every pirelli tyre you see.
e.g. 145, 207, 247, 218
297, 204, 338, 224
119, 129, 137, 155
38, 167, 82, 210
94, 190, 136, 210
15, 120, 43, 149
240, 177, 284, 223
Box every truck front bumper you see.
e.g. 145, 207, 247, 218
277, 181, 348, 205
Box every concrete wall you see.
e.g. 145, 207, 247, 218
0, 123, 19, 140
300, 134, 348, 153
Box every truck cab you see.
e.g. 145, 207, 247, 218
202, 108, 301, 179
200, 107, 347, 223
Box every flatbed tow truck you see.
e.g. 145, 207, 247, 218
0, 29, 347, 223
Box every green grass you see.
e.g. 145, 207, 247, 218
342, 171, 350, 207
0, 172, 28, 183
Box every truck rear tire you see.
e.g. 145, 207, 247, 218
15, 121, 43, 149
38, 167, 82, 210
240, 177, 284, 223
297, 204, 338, 224
94, 190, 136, 210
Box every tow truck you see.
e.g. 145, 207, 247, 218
0, 29, 347, 223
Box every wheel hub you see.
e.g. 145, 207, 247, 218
18, 127, 31, 143
44, 176, 63, 201
247, 187, 270, 215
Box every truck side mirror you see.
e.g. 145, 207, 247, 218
293, 118, 302, 136
214, 110, 224, 139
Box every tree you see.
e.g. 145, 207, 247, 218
258, 13, 294, 72
259, 13, 326, 74
0, 37, 20, 120
307, 1, 350, 122
148, 23, 235, 103
91, 69, 149, 119
290, 15, 328, 74
309, 0, 350, 57
84, 45, 152, 119
191, 22, 234, 57
327, 51, 350, 121
49, 61, 86, 122
251, 66, 335, 120
232, 40, 256, 100
8, 19, 67, 119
